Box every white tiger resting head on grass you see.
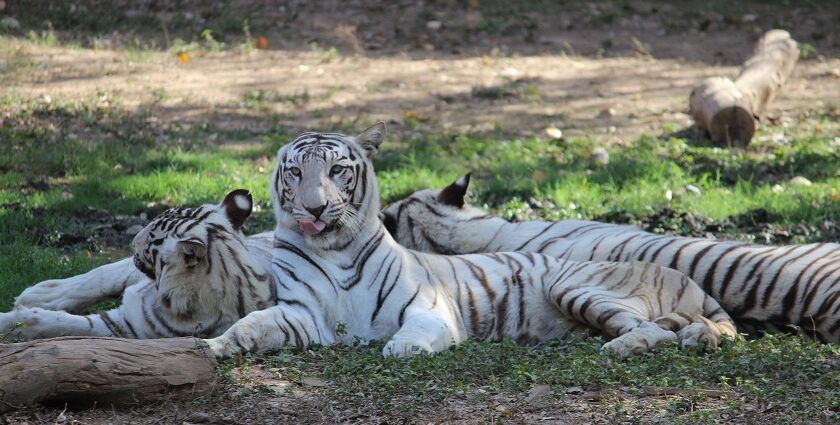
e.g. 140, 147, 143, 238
380, 175, 840, 342
2, 190, 275, 340
204, 123, 735, 359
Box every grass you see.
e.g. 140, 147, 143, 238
225, 335, 840, 423
1, 92, 839, 421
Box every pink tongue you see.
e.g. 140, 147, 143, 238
299, 220, 327, 235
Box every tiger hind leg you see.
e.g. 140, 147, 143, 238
14, 257, 148, 313
546, 261, 735, 358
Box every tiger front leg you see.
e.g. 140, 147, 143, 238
204, 304, 334, 359
383, 308, 465, 357
14, 258, 148, 313
0, 307, 121, 340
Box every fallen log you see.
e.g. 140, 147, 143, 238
0, 336, 217, 413
689, 30, 799, 147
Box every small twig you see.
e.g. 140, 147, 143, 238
53, 404, 68, 424
160, 18, 171, 51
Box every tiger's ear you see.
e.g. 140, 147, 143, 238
177, 238, 207, 267
437, 173, 471, 208
357, 122, 386, 158
222, 189, 253, 231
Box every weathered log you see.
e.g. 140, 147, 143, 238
689, 30, 799, 147
0, 336, 217, 413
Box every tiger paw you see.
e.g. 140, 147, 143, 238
0, 309, 43, 340
204, 331, 259, 359
382, 339, 434, 357
602, 322, 677, 358
204, 336, 239, 359
677, 322, 718, 349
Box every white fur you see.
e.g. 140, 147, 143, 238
381, 181, 840, 341
2, 197, 274, 340
205, 129, 736, 359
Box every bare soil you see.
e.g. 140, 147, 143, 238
3, 1, 839, 145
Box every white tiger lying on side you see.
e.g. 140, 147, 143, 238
2, 190, 275, 339
203, 123, 736, 359
380, 174, 840, 342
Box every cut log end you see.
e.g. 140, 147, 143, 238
0, 336, 218, 413
709, 106, 755, 148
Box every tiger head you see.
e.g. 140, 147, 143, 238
380, 174, 486, 253
131, 189, 258, 314
270, 123, 385, 250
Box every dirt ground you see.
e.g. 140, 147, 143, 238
3, 1, 839, 145
2, 1, 840, 423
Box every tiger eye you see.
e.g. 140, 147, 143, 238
330, 165, 344, 176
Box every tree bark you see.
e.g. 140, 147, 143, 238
0, 336, 217, 413
689, 30, 798, 147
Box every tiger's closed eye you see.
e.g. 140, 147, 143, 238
329, 165, 345, 176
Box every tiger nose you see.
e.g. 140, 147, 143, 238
304, 203, 327, 218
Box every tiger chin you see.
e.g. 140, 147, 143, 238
380, 174, 840, 343
204, 123, 736, 360
1, 190, 275, 340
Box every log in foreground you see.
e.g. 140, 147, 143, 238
0, 336, 217, 413
689, 30, 798, 147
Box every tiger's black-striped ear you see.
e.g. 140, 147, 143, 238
357, 122, 386, 158
222, 189, 253, 230
437, 173, 471, 208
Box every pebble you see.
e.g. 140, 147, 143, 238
597, 108, 616, 119
426, 20, 442, 31
788, 176, 812, 186
685, 184, 701, 196
544, 126, 563, 139
591, 147, 609, 165
500, 67, 521, 78
565, 386, 584, 394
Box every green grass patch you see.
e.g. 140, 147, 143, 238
223, 335, 840, 423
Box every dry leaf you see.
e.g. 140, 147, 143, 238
177, 51, 190, 64
526, 384, 551, 403
256, 36, 269, 49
